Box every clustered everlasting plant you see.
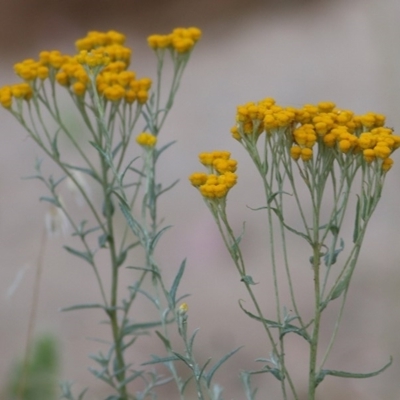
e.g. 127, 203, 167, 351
190, 99, 398, 399
1, 26, 397, 400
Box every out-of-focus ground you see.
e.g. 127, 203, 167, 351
1, 0, 400, 399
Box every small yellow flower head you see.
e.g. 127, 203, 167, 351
300, 147, 313, 162
317, 101, 336, 113
199, 151, 230, 166
199, 181, 229, 199
323, 133, 336, 147
149, 27, 201, 53
358, 132, 375, 149
189, 172, 208, 187
136, 132, 157, 147
103, 84, 125, 101
0, 86, 13, 108
37, 66, 49, 80
178, 302, 188, 315
338, 139, 352, 153
124, 89, 136, 104
72, 81, 86, 96
190, 151, 238, 200
76, 49, 110, 69
55, 71, 69, 86
230, 125, 241, 140
373, 144, 391, 159
382, 158, 394, 172
49, 51, 67, 69
75, 30, 126, 52
172, 37, 195, 53
137, 90, 149, 104
147, 34, 171, 50
117, 70, 136, 86
360, 112, 386, 129
213, 158, 237, 174
218, 171, 237, 188
11, 83, 32, 100
290, 146, 302, 161
363, 148, 375, 163
187, 27, 202, 41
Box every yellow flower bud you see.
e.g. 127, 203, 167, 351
300, 148, 313, 162
136, 132, 157, 147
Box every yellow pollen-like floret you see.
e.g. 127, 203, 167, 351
124, 89, 136, 103
213, 158, 237, 173
189, 172, 208, 187
338, 139, 352, 153
323, 133, 336, 147
11, 83, 32, 99
148, 27, 201, 53
300, 148, 313, 162
103, 84, 125, 101
136, 132, 157, 147
317, 101, 336, 113
220, 172, 237, 188
137, 90, 149, 104
230, 126, 241, 140
290, 146, 302, 161
72, 81, 86, 96
363, 149, 375, 163
0, 86, 13, 108
373, 145, 391, 159
382, 158, 394, 171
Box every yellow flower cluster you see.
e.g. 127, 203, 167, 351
136, 132, 157, 147
0, 83, 32, 108
0, 30, 151, 108
189, 151, 237, 199
231, 98, 400, 171
147, 27, 202, 53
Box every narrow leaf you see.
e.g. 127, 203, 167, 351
117, 370, 143, 388
199, 358, 212, 380
241, 275, 258, 285
60, 303, 108, 312
40, 196, 60, 207
51, 130, 60, 159
156, 179, 180, 198
98, 233, 109, 248
315, 357, 392, 387
169, 259, 186, 307
155, 140, 177, 161
150, 225, 172, 252
62, 163, 100, 182
141, 355, 180, 366
267, 190, 291, 204
155, 330, 171, 350
280, 325, 311, 343
239, 300, 280, 327
205, 346, 243, 387
181, 376, 193, 394
89, 141, 108, 160
119, 201, 145, 239
171, 351, 192, 368
324, 238, 345, 267
112, 140, 123, 159
64, 246, 93, 265
122, 320, 164, 335
353, 195, 361, 243
189, 328, 200, 352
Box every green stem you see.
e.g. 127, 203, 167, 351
100, 152, 127, 398
308, 240, 322, 400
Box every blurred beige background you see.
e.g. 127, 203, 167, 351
1, 0, 400, 399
